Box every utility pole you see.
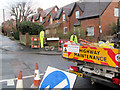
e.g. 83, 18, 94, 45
3, 9, 5, 22
117, 18, 119, 39
98, 0, 101, 42
3, 9, 5, 34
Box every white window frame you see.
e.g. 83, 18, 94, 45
87, 27, 94, 36
64, 27, 68, 34
57, 20, 59, 23
46, 30, 49, 35
55, 8, 57, 12
114, 8, 119, 17
50, 18, 52, 24
76, 11, 79, 18
33, 19, 34, 22
40, 16, 42, 22
63, 14, 65, 21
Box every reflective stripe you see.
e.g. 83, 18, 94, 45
34, 70, 40, 80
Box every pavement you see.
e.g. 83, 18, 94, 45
17, 42, 62, 55
0, 37, 62, 55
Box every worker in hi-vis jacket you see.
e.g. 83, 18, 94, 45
39, 30, 45, 48
70, 33, 78, 44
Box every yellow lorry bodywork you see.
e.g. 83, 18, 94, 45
63, 44, 120, 68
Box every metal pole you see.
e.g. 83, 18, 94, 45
98, 0, 101, 41
3, 9, 5, 22
3, 9, 5, 34
117, 18, 119, 38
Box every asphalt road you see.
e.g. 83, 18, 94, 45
0, 34, 118, 89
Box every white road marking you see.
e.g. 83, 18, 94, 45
0, 73, 44, 83
7, 79, 15, 86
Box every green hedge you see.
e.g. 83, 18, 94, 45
19, 21, 44, 35
13, 32, 19, 40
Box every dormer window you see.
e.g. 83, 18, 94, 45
55, 8, 57, 12
50, 18, 52, 24
40, 16, 42, 22
76, 11, 79, 18
63, 14, 65, 21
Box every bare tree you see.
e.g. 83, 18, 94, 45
9, 1, 35, 31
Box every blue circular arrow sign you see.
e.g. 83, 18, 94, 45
40, 71, 70, 90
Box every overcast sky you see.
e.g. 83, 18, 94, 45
0, 0, 118, 25
0, 0, 80, 25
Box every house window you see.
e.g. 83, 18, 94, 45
55, 8, 57, 12
40, 17, 42, 22
64, 27, 68, 34
46, 30, 49, 35
86, 27, 94, 36
76, 11, 79, 18
63, 14, 65, 21
57, 20, 59, 23
50, 18, 52, 24
114, 8, 119, 17
33, 19, 34, 22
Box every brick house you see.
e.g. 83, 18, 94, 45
30, 6, 59, 30
47, 2, 83, 39
27, 0, 120, 42
75, 0, 120, 42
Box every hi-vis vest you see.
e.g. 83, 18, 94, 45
70, 35, 78, 43
40, 31, 44, 39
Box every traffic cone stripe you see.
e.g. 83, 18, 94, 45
18, 71, 22, 79
31, 63, 41, 88
34, 80, 40, 87
34, 70, 40, 80
35, 63, 39, 69
16, 71, 23, 88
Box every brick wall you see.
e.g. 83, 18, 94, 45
80, 17, 99, 42
57, 5, 82, 35
80, 1, 119, 42
44, 6, 59, 28
101, 1, 118, 37
70, 5, 82, 31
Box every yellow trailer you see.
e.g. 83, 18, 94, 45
62, 43, 120, 87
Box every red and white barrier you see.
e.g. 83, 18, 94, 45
31, 37, 39, 41
31, 37, 40, 48
31, 45, 40, 48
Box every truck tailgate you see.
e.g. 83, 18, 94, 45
63, 44, 120, 68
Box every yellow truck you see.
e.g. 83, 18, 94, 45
62, 42, 120, 87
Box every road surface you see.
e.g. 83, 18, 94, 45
0, 34, 117, 89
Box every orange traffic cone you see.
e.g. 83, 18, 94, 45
31, 63, 41, 88
16, 71, 23, 89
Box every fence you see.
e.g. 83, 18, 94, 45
19, 32, 39, 46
